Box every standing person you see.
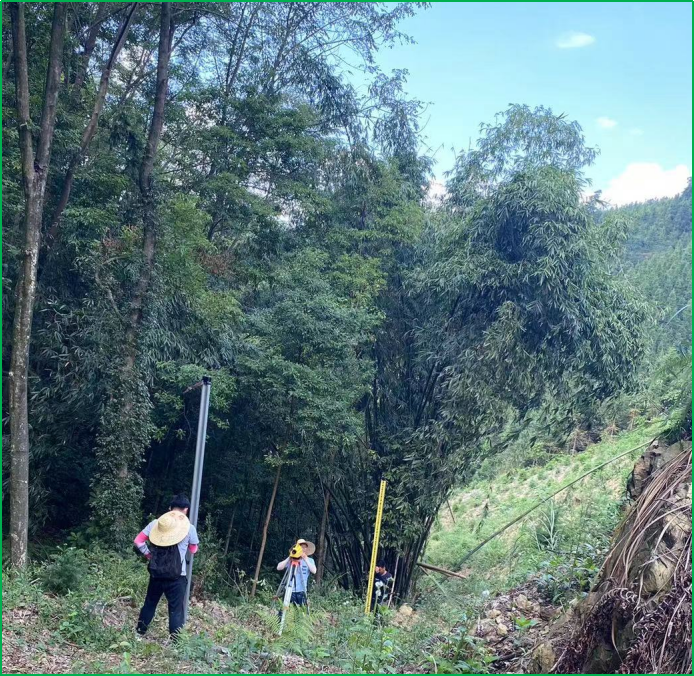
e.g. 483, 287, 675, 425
373, 560, 394, 608
133, 494, 199, 639
276, 538, 316, 607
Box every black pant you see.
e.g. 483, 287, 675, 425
290, 591, 307, 606
137, 575, 186, 637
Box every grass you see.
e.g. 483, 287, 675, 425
2, 549, 477, 674
2, 424, 660, 674
425, 422, 663, 602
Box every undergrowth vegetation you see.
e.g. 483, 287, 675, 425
3, 424, 662, 674
3, 550, 479, 674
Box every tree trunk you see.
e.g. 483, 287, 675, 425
45, 3, 138, 250
250, 463, 281, 598
416, 561, 469, 580
248, 495, 267, 556
446, 500, 456, 525
395, 514, 436, 600
8, 2, 66, 569
236, 498, 254, 552
126, 0, 173, 360
89, 4, 174, 546
388, 554, 400, 607
223, 504, 237, 557
71, 2, 108, 95
315, 488, 330, 585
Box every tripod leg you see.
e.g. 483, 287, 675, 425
276, 565, 290, 598
278, 565, 295, 636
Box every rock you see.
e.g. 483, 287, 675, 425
495, 615, 505, 625
642, 558, 674, 594
476, 619, 496, 637
628, 441, 690, 500
539, 606, 557, 621
393, 603, 416, 628
496, 623, 509, 636
583, 642, 622, 675
486, 608, 502, 619
514, 594, 531, 611
530, 642, 555, 673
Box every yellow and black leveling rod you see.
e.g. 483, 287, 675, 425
364, 479, 387, 615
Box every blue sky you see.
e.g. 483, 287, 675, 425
369, 2, 692, 205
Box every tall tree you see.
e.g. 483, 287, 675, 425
89, 3, 176, 545
8, 2, 66, 567
352, 107, 645, 597
44, 3, 139, 248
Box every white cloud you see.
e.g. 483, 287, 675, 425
601, 163, 691, 206
628, 127, 644, 136
597, 116, 618, 129
426, 179, 447, 206
555, 32, 596, 49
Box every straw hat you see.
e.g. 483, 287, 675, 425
296, 538, 316, 556
149, 510, 190, 547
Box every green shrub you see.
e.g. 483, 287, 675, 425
533, 499, 562, 551
536, 544, 601, 604
38, 547, 89, 596
425, 626, 492, 674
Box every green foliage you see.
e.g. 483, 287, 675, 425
514, 615, 539, 632
3, 553, 488, 674
353, 112, 645, 594
425, 627, 493, 674
619, 179, 692, 263
190, 515, 230, 598
533, 500, 562, 552
90, 377, 155, 550
38, 547, 89, 596
604, 181, 692, 429
536, 544, 602, 604
447, 104, 598, 210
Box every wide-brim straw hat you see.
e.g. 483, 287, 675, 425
296, 538, 316, 556
149, 510, 190, 546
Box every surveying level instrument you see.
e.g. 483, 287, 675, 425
276, 542, 310, 636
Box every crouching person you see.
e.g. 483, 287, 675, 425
134, 494, 199, 639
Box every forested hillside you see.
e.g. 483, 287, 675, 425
613, 183, 692, 424
1, 4, 691, 674
621, 183, 692, 351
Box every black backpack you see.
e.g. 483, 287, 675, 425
148, 543, 183, 579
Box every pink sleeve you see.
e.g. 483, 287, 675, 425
134, 531, 151, 559
188, 544, 198, 554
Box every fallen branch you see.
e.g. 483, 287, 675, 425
416, 561, 469, 580
491, 650, 523, 664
